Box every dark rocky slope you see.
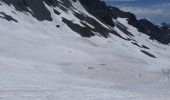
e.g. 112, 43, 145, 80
79, 0, 170, 44
1, 0, 128, 39
2, 0, 76, 21
1, 0, 170, 44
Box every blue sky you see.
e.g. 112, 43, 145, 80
104, 0, 170, 24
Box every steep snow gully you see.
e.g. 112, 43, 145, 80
0, 0, 170, 100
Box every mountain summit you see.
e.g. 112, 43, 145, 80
0, 0, 170, 100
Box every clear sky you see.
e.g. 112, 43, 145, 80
104, 0, 170, 24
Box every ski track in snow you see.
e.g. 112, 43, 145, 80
0, 1, 170, 100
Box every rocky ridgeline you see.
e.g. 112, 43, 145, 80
1, 0, 170, 44
79, 0, 170, 44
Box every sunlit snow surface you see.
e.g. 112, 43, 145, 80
0, 1, 170, 100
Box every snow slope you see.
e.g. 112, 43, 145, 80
0, 0, 170, 100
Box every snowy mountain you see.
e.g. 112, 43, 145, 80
0, 0, 170, 100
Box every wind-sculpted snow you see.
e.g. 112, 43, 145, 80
0, 0, 170, 100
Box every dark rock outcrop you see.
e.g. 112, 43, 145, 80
140, 50, 156, 58
0, 12, 18, 22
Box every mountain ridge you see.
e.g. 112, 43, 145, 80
2, 0, 170, 44
79, 0, 170, 44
